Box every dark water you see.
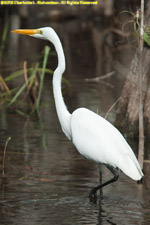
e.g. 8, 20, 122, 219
0, 18, 150, 225
1, 106, 150, 225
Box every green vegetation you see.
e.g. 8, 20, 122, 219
0, 20, 9, 60
0, 45, 70, 114
143, 26, 150, 46
118, 9, 150, 47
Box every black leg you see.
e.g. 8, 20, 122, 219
99, 164, 103, 198
89, 164, 119, 203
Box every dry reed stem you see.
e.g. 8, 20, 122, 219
2, 137, 11, 177
138, 0, 145, 170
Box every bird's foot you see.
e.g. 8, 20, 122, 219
137, 177, 143, 184
89, 190, 98, 203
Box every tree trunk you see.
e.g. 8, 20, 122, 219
116, 1, 150, 144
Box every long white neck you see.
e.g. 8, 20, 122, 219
49, 31, 72, 140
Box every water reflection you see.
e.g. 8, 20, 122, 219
0, 18, 150, 225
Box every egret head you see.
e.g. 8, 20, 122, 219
12, 26, 65, 72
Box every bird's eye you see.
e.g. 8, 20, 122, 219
37, 30, 43, 35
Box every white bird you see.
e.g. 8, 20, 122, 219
12, 27, 143, 202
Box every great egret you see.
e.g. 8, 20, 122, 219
12, 27, 143, 202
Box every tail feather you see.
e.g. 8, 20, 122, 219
118, 154, 143, 180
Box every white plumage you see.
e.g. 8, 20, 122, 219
12, 27, 143, 200
71, 108, 143, 180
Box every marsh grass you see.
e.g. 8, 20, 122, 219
0, 45, 70, 113
0, 21, 9, 60
35, 45, 50, 111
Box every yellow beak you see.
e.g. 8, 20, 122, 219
12, 29, 37, 35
